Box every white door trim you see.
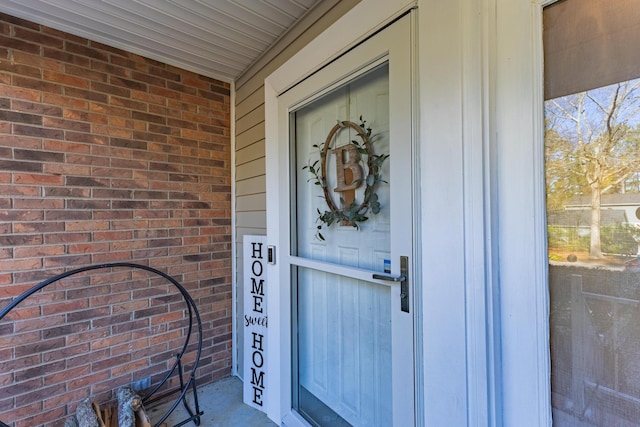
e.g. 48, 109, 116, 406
494, 0, 553, 425
417, 0, 499, 424
265, 1, 417, 424
264, 0, 556, 425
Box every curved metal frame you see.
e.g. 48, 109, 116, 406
0, 262, 204, 427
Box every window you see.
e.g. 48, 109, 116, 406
545, 0, 640, 424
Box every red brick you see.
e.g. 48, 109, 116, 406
0, 84, 41, 106
42, 92, 88, 109
111, 220, 149, 230
10, 269, 60, 285
15, 337, 65, 357
132, 88, 164, 105
111, 300, 149, 315
88, 124, 129, 140
67, 242, 110, 254
65, 86, 108, 103
89, 101, 130, 118
65, 221, 109, 232
43, 69, 89, 88
62, 109, 107, 125
41, 299, 89, 316
0, 209, 43, 222
42, 386, 89, 410
108, 241, 144, 254
91, 332, 132, 350
19, 405, 67, 427
14, 26, 62, 48
43, 116, 91, 132
0, 11, 232, 424
90, 292, 131, 308
0, 258, 41, 272
67, 370, 110, 391
43, 139, 90, 153
91, 353, 131, 372
64, 63, 108, 83
42, 163, 91, 176
13, 75, 63, 95
42, 46, 90, 68
14, 223, 63, 238
182, 75, 209, 90
13, 315, 64, 334
64, 305, 111, 323
14, 360, 65, 384
92, 230, 132, 241
0, 33, 39, 54
65, 200, 109, 211
13, 173, 64, 186
90, 373, 132, 396
2, 401, 43, 425
111, 178, 141, 189
107, 115, 134, 130
65, 41, 109, 62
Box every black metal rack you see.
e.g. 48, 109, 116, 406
0, 262, 204, 427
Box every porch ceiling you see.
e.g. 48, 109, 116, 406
0, 0, 319, 82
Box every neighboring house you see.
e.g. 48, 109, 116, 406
0, 0, 632, 426
564, 193, 640, 226
548, 194, 640, 256
547, 208, 628, 229
547, 209, 637, 255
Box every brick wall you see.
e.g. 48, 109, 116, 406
0, 13, 232, 427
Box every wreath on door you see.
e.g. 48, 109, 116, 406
303, 116, 389, 240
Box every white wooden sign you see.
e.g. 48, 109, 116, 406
243, 235, 267, 411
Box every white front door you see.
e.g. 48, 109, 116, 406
272, 14, 416, 427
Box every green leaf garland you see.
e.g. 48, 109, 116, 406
303, 116, 389, 240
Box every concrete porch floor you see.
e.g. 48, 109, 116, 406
147, 376, 276, 427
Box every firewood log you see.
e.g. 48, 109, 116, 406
64, 416, 79, 427
91, 402, 106, 427
135, 406, 151, 427
76, 398, 100, 427
117, 387, 142, 427
101, 406, 115, 427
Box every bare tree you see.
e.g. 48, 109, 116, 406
545, 80, 640, 258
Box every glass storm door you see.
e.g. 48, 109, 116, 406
277, 14, 415, 427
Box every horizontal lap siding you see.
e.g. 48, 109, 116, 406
0, 12, 232, 427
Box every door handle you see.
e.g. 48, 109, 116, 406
372, 256, 409, 313
372, 273, 406, 282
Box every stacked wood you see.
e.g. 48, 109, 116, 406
117, 387, 146, 427
65, 388, 158, 427
75, 398, 100, 427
